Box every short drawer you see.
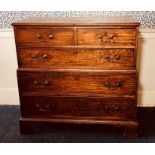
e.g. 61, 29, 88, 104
21, 96, 78, 117
18, 70, 137, 96
18, 48, 135, 69
14, 28, 74, 46
77, 29, 136, 46
21, 96, 136, 120
78, 97, 136, 119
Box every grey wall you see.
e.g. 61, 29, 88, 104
0, 11, 155, 29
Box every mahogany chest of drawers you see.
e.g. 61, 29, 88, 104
12, 17, 140, 138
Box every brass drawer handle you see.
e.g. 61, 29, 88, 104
98, 34, 103, 39
114, 54, 121, 60
31, 54, 48, 60
103, 105, 119, 113
36, 34, 43, 39
34, 80, 49, 88
36, 34, 53, 39
36, 103, 50, 112
104, 82, 122, 90
31, 54, 37, 58
103, 55, 110, 60
113, 107, 119, 113
42, 54, 48, 59
103, 54, 122, 63
98, 33, 114, 43
48, 34, 53, 39
109, 34, 114, 39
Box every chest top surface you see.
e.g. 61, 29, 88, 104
12, 16, 140, 27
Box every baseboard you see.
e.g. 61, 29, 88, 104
0, 88, 155, 107
137, 91, 155, 107
0, 88, 19, 105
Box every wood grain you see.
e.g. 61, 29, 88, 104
12, 17, 140, 27
17, 70, 137, 96
17, 48, 135, 69
15, 28, 74, 45
12, 17, 140, 138
77, 29, 136, 46
21, 96, 136, 120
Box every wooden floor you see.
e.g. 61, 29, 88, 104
0, 105, 155, 142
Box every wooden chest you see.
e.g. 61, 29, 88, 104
12, 17, 140, 138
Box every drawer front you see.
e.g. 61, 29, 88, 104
15, 28, 74, 45
21, 96, 78, 117
18, 48, 135, 69
18, 71, 137, 96
21, 96, 135, 120
77, 29, 136, 46
78, 97, 135, 119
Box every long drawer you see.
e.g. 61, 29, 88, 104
17, 48, 135, 69
18, 70, 137, 96
21, 96, 136, 120
77, 29, 136, 46
14, 28, 74, 46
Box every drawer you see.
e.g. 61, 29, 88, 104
18, 48, 135, 69
14, 28, 74, 45
21, 96, 135, 120
18, 70, 137, 96
21, 96, 78, 117
77, 29, 136, 46
78, 97, 135, 119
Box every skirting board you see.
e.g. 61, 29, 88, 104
0, 88, 155, 107
0, 88, 19, 105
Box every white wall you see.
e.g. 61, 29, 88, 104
0, 29, 19, 105
137, 30, 155, 107
0, 29, 155, 106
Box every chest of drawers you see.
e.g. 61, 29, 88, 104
12, 17, 140, 138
